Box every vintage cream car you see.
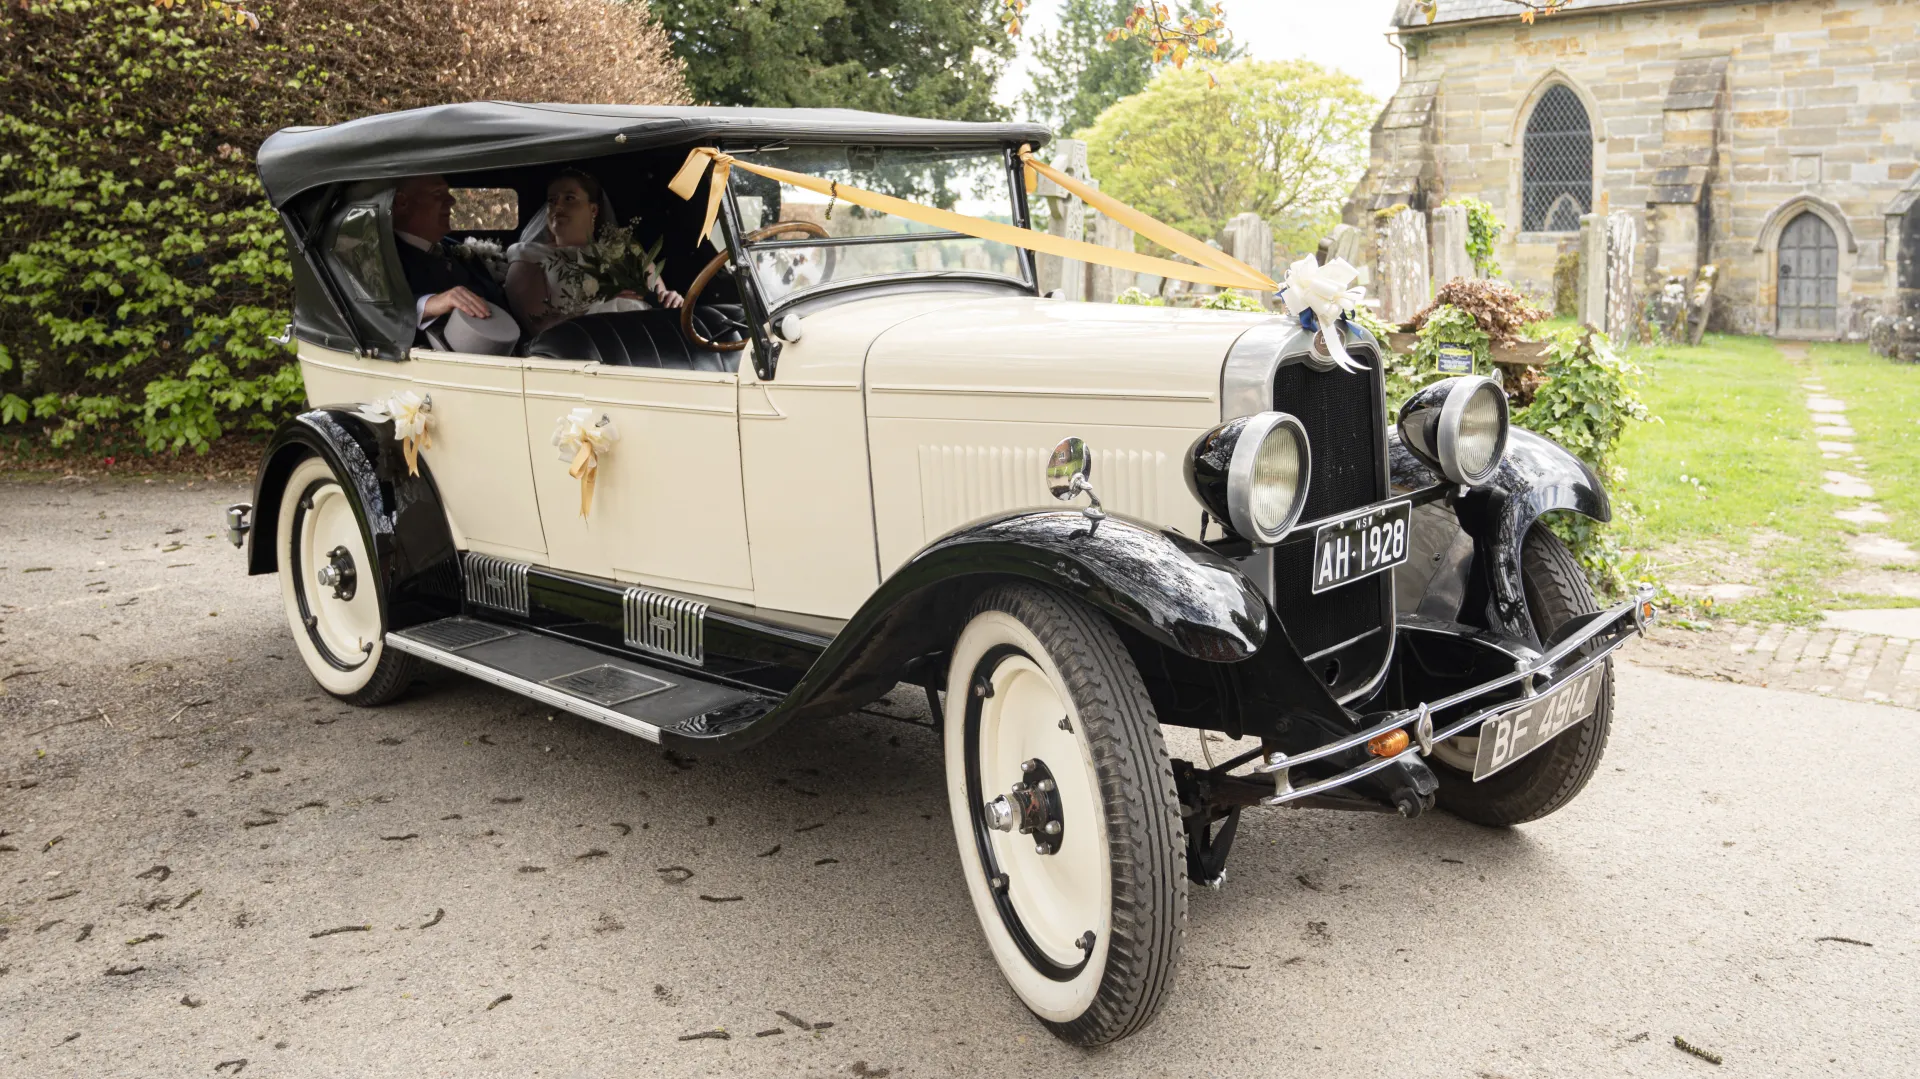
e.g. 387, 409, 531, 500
231, 103, 1652, 1045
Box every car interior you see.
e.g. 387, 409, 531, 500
435, 145, 750, 370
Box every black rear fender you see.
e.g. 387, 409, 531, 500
246, 408, 462, 631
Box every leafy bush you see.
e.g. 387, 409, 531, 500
1405, 278, 1545, 348
1200, 289, 1265, 312
1514, 327, 1654, 595
1440, 196, 1504, 278
0, 0, 685, 454
1114, 286, 1166, 306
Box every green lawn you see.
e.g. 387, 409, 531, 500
1612, 333, 1854, 623
1810, 342, 1920, 556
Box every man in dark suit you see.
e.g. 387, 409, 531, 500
392, 174, 511, 342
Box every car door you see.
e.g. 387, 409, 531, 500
522, 358, 754, 601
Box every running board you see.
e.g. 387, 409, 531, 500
386, 617, 778, 744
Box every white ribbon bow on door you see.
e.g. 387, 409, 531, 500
551, 407, 618, 518
355, 390, 433, 476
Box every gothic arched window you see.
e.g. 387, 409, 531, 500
1521, 85, 1593, 233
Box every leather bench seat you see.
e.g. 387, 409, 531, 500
528, 306, 745, 370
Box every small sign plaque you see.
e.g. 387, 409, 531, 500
1436, 344, 1475, 374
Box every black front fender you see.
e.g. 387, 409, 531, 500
1392, 427, 1610, 641
246, 408, 461, 632
777, 510, 1270, 723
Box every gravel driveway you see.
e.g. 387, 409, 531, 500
3, 477, 1914, 1077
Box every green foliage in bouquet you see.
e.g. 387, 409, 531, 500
552, 228, 668, 310
1114, 286, 1166, 306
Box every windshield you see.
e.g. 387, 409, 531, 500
727, 145, 1029, 305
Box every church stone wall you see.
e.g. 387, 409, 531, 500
1377, 0, 1920, 338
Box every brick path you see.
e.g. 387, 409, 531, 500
1626, 622, 1920, 709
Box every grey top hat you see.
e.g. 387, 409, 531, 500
443, 303, 520, 355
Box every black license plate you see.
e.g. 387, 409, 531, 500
1309, 500, 1411, 594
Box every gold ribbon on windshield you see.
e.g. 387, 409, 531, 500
668, 145, 1281, 294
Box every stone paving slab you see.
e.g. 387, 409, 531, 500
1627, 621, 1920, 709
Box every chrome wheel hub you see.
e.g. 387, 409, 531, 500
983, 757, 1065, 855
315, 545, 357, 601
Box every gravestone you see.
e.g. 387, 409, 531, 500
1605, 210, 1638, 344
1576, 213, 1608, 330
1088, 214, 1136, 303
1376, 207, 1431, 324
1035, 139, 1091, 301
1224, 213, 1275, 280
1327, 224, 1364, 270
1430, 204, 1473, 286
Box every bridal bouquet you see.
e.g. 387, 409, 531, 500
551, 227, 667, 313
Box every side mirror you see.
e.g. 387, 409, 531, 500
1047, 436, 1092, 500
1046, 436, 1106, 525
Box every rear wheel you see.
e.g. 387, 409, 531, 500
943, 585, 1185, 1046
276, 454, 415, 705
1430, 527, 1613, 826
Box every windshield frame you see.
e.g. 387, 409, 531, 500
719, 141, 1039, 315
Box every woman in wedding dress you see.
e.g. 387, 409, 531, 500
505, 169, 684, 336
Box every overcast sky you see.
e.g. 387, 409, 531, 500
995, 0, 1409, 115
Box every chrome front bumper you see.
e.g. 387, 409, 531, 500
1257, 585, 1655, 806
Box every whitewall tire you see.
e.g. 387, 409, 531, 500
276, 454, 415, 705
943, 584, 1185, 1046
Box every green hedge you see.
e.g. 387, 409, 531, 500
0, 2, 325, 451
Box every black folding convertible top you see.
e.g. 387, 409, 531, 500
257, 101, 1054, 208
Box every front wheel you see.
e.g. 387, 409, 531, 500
943, 585, 1185, 1046
1430, 527, 1613, 826
276, 454, 415, 705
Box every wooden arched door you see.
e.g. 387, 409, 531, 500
1777, 211, 1838, 334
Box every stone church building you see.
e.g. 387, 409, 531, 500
1349, 0, 1920, 341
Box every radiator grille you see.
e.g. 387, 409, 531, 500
1267, 350, 1391, 665
623, 587, 707, 666
1269, 538, 1390, 660
1273, 355, 1386, 523
463, 552, 530, 616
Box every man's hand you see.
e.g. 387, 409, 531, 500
422, 287, 492, 320
654, 282, 686, 309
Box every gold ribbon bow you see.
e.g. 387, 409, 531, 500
355, 390, 433, 477
551, 407, 618, 519
669, 144, 1283, 294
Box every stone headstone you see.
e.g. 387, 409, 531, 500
1430, 204, 1473, 286
1088, 213, 1136, 303
1605, 210, 1638, 344
1577, 213, 1608, 330
1223, 213, 1275, 282
1036, 139, 1090, 301
1327, 224, 1363, 270
1376, 208, 1430, 325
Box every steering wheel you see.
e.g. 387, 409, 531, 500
681, 220, 834, 352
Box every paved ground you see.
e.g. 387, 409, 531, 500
3, 477, 1916, 1078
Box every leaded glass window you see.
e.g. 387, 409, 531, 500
1521, 85, 1592, 233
